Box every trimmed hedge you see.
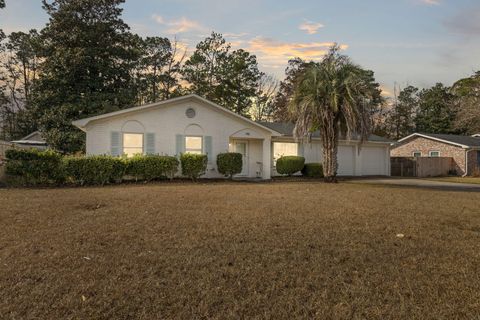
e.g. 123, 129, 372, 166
302, 163, 324, 178
64, 156, 126, 186
5, 149, 65, 186
125, 155, 179, 181
180, 153, 207, 181
276, 156, 305, 176
217, 152, 242, 179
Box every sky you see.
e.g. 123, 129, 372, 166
1, 0, 480, 96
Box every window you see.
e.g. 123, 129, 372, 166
413, 151, 422, 157
273, 142, 298, 165
185, 136, 203, 154
123, 133, 143, 157
429, 151, 440, 157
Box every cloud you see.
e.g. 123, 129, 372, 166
380, 85, 393, 97
299, 20, 324, 34
223, 32, 249, 39
421, 0, 440, 5
444, 6, 480, 36
247, 37, 348, 67
151, 14, 205, 34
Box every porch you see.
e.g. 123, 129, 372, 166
228, 133, 271, 180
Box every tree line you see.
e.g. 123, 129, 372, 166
0, 0, 479, 155
0, 0, 281, 152
374, 76, 480, 140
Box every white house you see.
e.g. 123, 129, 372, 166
72, 94, 391, 179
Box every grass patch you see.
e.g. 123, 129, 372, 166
1, 182, 479, 319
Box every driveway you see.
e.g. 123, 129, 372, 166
349, 178, 480, 191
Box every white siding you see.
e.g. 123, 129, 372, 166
85, 100, 272, 178
361, 146, 388, 176
273, 139, 390, 176
337, 145, 355, 176
302, 142, 323, 163
248, 140, 263, 178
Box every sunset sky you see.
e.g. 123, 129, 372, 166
1, 0, 479, 96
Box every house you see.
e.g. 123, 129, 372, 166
391, 133, 480, 176
72, 94, 392, 179
11, 131, 48, 150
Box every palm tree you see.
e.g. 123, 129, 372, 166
289, 45, 382, 182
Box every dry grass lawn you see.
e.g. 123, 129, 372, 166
1, 182, 479, 319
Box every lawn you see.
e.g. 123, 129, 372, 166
1, 182, 479, 319
424, 176, 480, 185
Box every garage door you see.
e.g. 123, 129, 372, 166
361, 146, 387, 175
338, 146, 355, 176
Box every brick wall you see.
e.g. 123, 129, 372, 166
391, 136, 467, 175
467, 149, 480, 175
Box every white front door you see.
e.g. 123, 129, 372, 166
234, 141, 249, 176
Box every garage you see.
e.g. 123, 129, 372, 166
337, 145, 355, 176
361, 146, 388, 175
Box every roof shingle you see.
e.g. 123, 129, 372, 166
257, 122, 392, 143
417, 133, 480, 147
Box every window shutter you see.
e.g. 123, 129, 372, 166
204, 136, 213, 162
111, 131, 121, 156
146, 133, 155, 155
175, 134, 184, 156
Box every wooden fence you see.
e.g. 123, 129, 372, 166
391, 157, 454, 177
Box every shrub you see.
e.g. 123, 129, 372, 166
64, 155, 125, 186
217, 152, 242, 179
180, 153, 208, 181
5, 149, 65, 186
276, 156, 305, 176
125, 155, 179, 181
302, 163, 324, 178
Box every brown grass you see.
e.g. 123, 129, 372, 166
1, 182, 479, 319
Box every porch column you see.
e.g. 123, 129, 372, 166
262, 137, 272, 179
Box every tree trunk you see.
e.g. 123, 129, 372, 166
321, 120, 339, 183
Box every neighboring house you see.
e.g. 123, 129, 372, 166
11, 131, 48, 150
391, 133, 480, 176
72, 94, 391, 179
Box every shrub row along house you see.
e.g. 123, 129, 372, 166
72, 94, 392, 179
391, 133, 480, 176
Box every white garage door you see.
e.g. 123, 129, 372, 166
361, 146, 387, 175
338, 146, 355, 176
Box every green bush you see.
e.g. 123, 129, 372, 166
64, 155, 126, 186
217, 152, 242, 179
125, 155, 179, 181
5, 149, 65, 186
180, 153, 208, 181
276, 156, 305, 176
302, 163, 324, 178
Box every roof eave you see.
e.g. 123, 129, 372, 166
397, 133, 470, 149
71, 94, 282, 136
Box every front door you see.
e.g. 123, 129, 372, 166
234, 141, 249, 176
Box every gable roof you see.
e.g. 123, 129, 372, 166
21, 131, 45, 142
258, 122, 392, 143
72, 94, 281, 135
397, 133, 480, 148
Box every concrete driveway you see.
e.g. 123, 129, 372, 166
349, 178, 480, 192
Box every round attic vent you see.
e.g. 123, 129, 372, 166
186, 108, 196, 118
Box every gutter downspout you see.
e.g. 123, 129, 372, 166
463, 149, 475, 177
